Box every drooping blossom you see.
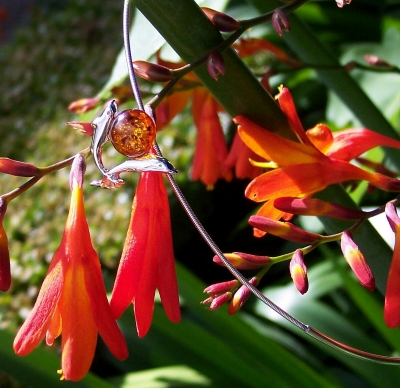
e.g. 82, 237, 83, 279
110, 171, 180, 338
13, 154, 128, 381
235, 86, 400, 235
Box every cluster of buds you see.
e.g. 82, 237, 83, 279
202, 85, 400, 328
202, 276, 261, 315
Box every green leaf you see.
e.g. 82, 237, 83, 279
254, 260, 400, 388
0, 329, 113, 388
109, 365, 211, 387
111, 263, 340, 388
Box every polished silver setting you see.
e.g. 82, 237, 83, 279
90, 100, 177, 189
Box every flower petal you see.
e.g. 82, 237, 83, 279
155, 175, 180, 324
192, 89, 231, 186
110, 194, 148, 319
14, 246, 64, 356
59, 263, 97, 381
328, 128, 400, 161
235, 116, 321, 166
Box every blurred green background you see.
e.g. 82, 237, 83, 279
1, 0, 400, 387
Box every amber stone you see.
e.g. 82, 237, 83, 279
110, 109, 156, 157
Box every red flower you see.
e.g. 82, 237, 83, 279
110, 171, 180, 337
13, 154, 128, 381
236, 87, 400, 235
192, 88, 232, 188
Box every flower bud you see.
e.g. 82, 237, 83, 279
249, 215, 320, 244
341, 231, 375, 291
0, 197, 10, 291
274, 197, 366, 221
202, 292, 233, 310
207, 50, 225, 81
0, 158, 40, 177
213, 252, 270, 270
228, 277, 259, 315
69, 153, 86, 190
204, 279, 239, 295
68, 97, 101, 114
133, 60, 173, 82
201, 7, 241, 32
65, 121, 94, 136
290, 250, 308, 294
364, 55, 392, 68
386, 202, 400, 233
272, 9, 290, 37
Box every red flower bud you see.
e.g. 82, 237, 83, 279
0, 158, 40, 177
202, 292, 233, 310
68, 97, 101, 114
272, 9, 290, 37
133, 60, 173, 82
274, 197, 366, 221
289, 250, 308, 294
249, 215, 320, 244
204, 279, 239, 295
207, 50, 225, 81
341, 231, 375, 291
201, 7, 241, 32
228, 277, 259, 315
213, 252, 270, 270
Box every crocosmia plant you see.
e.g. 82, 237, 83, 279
2, 0, 400, 386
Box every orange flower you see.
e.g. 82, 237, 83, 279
235, 87, 400, 235
192, 88, 232, 188
13, 154, 128, 381
110, 171, 180, 338
224, 132, 263, 180
153, 56, 232, 187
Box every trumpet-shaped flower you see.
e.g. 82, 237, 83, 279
13, 155, 128, 381
110, 171, 180, 338
151, 58, 232, 188
236, 87, 400, 235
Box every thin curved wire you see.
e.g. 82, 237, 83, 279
122, 0, 400, 365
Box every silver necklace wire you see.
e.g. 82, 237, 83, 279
122, 0, 400, 365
